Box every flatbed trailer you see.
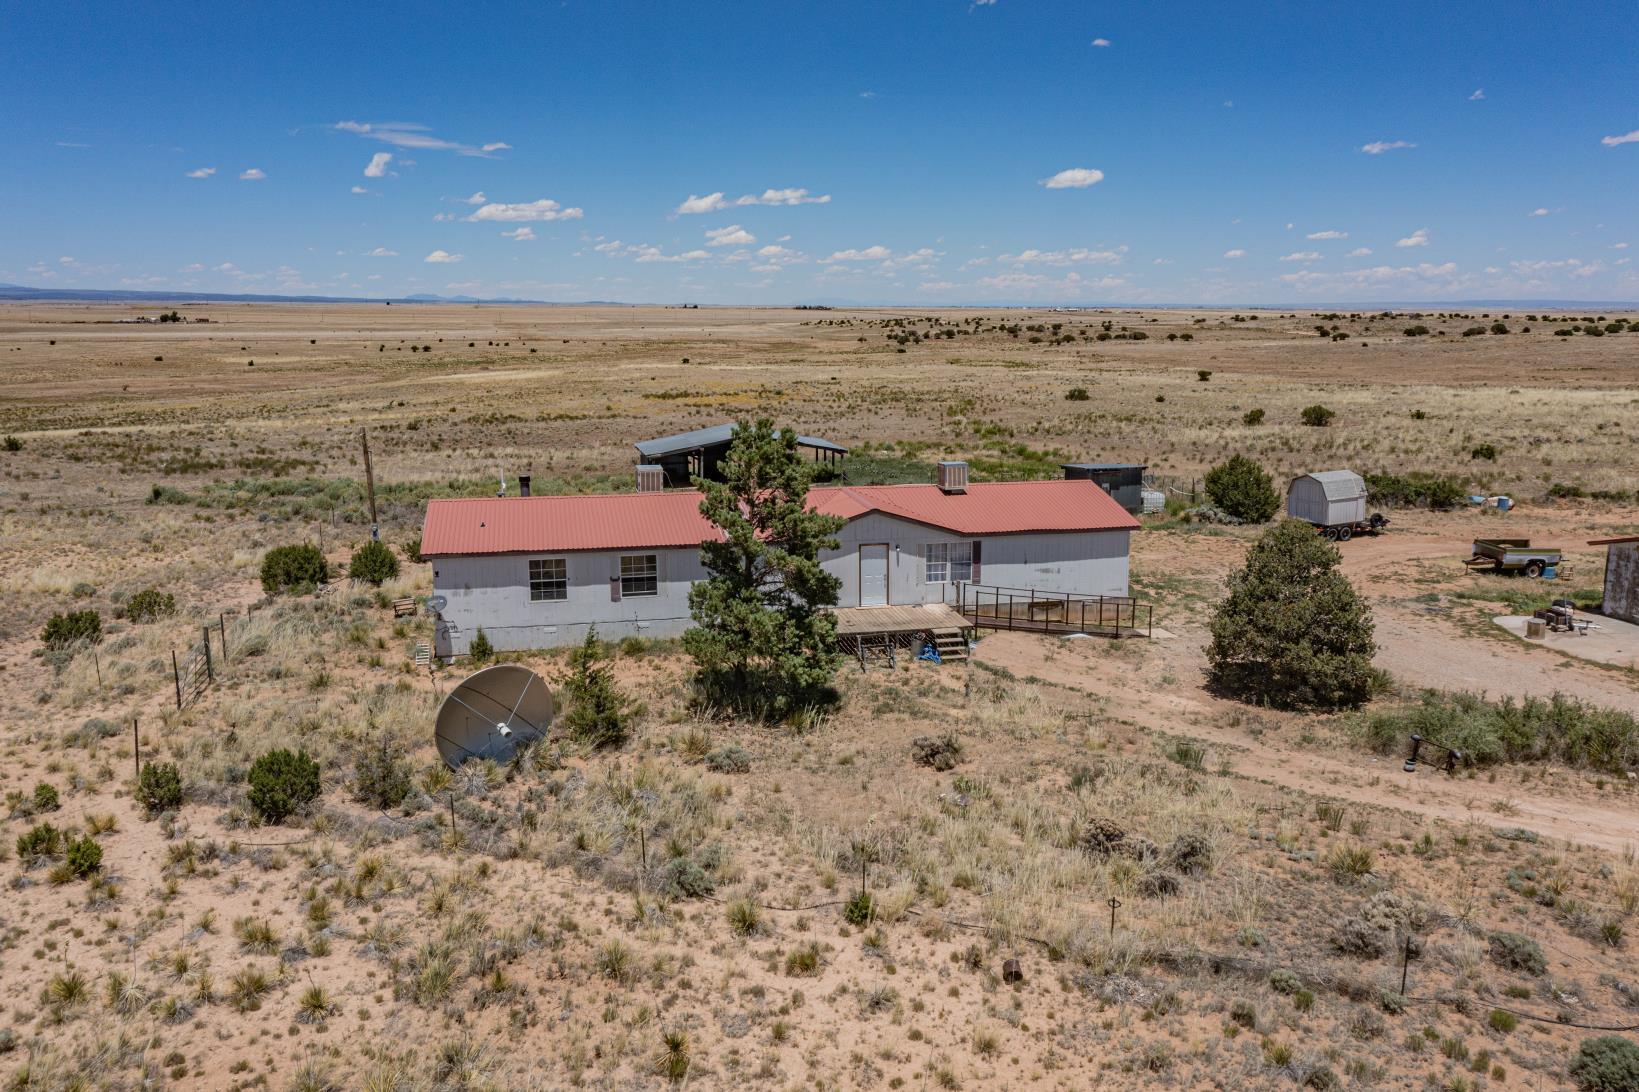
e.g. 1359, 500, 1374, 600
1309, 513, 1390, 542
1465, 538, 1561, 577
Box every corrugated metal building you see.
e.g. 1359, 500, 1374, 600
421, 470, 1137, 654
1588, 536, 1639, 625
635, 422, 848, 487
1287, 470, 1368, 527
1061, 463, 1147, 515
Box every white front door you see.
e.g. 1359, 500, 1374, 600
859, 544, 889, 607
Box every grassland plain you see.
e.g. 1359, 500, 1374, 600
1, 302, 1637, 1089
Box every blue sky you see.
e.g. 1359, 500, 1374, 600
4, 0, 1637, 304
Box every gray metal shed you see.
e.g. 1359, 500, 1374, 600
1589, 536, 1639, 625
1062, 463, 1147, 515
1286, 470, 1367, 527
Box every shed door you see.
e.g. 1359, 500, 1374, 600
859, 544, 889, 607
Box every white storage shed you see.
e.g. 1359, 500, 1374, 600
1287, 470, 1367, 527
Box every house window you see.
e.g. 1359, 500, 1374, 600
528, 558, 567, 602
924, 542, 974, 584
620, 554, 658, 597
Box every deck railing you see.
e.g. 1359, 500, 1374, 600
956, 583, 1152, 638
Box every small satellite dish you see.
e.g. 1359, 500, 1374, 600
434, 663, 554, 769
426, 595, 447, 613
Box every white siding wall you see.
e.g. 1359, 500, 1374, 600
821, 511, 1130, 606
432, 548, 706, 654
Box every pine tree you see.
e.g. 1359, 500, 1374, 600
683, 418, 845, 718
1205, 454, 1280, 523
559, 628, 637, 748
1207, 519, 1378, 709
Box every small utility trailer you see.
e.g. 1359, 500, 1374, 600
1465, 539, 1561, 578
1314, 514, 1389, 542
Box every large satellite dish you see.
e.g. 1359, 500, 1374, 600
434, 664, 554, 769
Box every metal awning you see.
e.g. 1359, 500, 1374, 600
635, 422, 848, 460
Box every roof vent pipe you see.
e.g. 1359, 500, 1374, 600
518, 474, 532, 498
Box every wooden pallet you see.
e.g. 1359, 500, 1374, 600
930, 628, 968, 662
413, 642, 432, 667
392, 596, 418, 618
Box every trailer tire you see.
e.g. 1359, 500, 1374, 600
1322, 526, 1339, 541
1337, 525, 1353, 542
1525, 560, 1544, 578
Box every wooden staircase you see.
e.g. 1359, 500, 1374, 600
930, 629, 968, 662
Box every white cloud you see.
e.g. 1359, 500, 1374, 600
424, 250, 463, 263
184, 166, 216, 179
634, 247, 710, 263
1040, 167, 1104, 189
999, 247, 1123, 265
366, 247, 397, 257
481, 142, 511, 153
468, 198, 583, 222
1528, 207, 1551, 217
1361, 140, 1416, 154
593, 240, 626, 254
1612, 242, 1629, 250
1090, 37, 1111, 46
1277, 261, 1463, 293
1396, 228, 1431, 248
1469, 89, 1485, 101
364, 152, 393, 178
1306, 230, 1348, 240
180, 263, 204, 273
501, 227, 535, 241
1600, 129, 1639, 147
239, 168, 266, 180
1280, 251, 1323, 262
459, 191, 486, 205
351, 185, 369, 194
433, 212, 458, 221
1223, 249, 1246, 259
1347, 247, 1373, 257
333, 120, 505, 157
673, 187, 831, 215
705, 224, 756, 247
823, 245, 892, 262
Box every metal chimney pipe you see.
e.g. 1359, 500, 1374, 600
518, 474, 532, 498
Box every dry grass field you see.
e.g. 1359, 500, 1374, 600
1, 302, 1637, 1090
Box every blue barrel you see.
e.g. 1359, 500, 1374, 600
1542, 565, 1558, 580
1494, 496, 1513, 511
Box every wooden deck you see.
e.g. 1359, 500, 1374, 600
830, 603, 970, 637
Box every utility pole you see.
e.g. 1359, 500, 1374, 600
361, 427, 380, 540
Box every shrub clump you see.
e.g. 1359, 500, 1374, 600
1207, 520, 1378, 710
1363, 471, 1467, 510
64, 835, 103, 879
260, 544, 329, 595
352, 737, 413, 809
910, 733, 964, 771
1166, 832, 1214, 876
347, 539, 400, 585
559, 629, 639, 749
1242, 408, 1265, 426
41, 610, 101, 649
16, 823, 63, 865
467, 627, 494, 663
704, 745, 751, 773
1205, 454, 1280, 523
1300, 404, 1336, 427
1569, 1036, 1639, 1092
1354, 691, 1638, 776
136, 763, 184, 817
1065, 387, 1090, 401
1488, 931, 1546, 976
246, 748, 322, 824
125, 587, 177, 623
32, 783, 60, 813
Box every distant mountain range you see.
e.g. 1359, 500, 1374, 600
0, 284, 1632, 310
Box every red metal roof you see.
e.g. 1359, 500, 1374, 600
1588, 536, 1639, 546
422, 479, 1138, 558
421, 492, 721, 557
807, 480, 1141, 535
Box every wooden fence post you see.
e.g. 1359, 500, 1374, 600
202, 627, 213, 682
219, 613, 228, 665
132, 718, 140, 780
172, 649, 182, 709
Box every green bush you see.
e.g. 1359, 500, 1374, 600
1300, 404, 1336, 428
65, 835, 102, 878
1208, 520, 1378, 710
125, 587, 177, 623
259, 543, 329, 595
1363, 471, 1466, 510
352, 737, 413, 809
16, 822, 63, 863
41, 610, 101, 649
1242, 408, 1265, 426
2, 435, 20, 452
32, 783, 59, 812
1353, 691, 1638, 775
467, 628, 494, 664
559, 629, 637, 749
844, 890, 876, 926
136, 763, 184, 817
347, 539, 400, 585
246, 748, 322, 824
401, 535, 422, 562
1065, 387, 1090, 401
1569, 1037, 1639, 1092
1471, 443, 1497, 461
1205, 454, 1280, 523
1488, 931, 1546, 976
704, 745, 752, 773
1487, 1009, 1518, 1033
